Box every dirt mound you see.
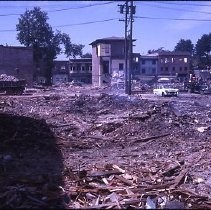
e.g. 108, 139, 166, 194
0, 113, 64, 208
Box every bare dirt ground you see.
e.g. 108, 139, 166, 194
0, 84, 211, 209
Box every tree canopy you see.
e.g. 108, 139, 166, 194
195, 33, 211, 69
174, 39, 194, 55
16, 7, 84, 85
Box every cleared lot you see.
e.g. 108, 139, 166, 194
0, 85, 211, 209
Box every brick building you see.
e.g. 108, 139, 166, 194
157, 51, 191, 81
0, 45, 34, 85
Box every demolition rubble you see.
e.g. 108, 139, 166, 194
0, 84, 211, 209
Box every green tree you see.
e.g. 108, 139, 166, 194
195, 33, 211, 69
174, 39, 194, 55
16, 7, 84, 85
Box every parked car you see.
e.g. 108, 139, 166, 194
199, 83, 211, 94
153, 84, 178, 97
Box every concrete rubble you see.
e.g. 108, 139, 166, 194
0, 84, 211, 208
0, 74, 19, 81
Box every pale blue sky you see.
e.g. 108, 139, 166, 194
0, 1, 211, 60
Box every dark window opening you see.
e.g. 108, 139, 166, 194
165, 67, 168, 71
103, 61, 109, 74
119, 63, 124, 71
142, 68, 146, 74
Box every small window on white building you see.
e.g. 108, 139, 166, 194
61, 66, 65, 70
105, 45, 109, 54
184, 58, 188, 63
134, 57, 139, 62
119, 63, 124, 71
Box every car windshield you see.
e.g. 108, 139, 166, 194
158, 84, 175, 88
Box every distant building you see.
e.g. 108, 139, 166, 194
157, 51, 191, 81
140, 53, 158, 76
90, 36, 139, 86
52, 60, 69, 84
0, 45, 34, 85
69, 58, 92, 83
138, 51, 191, 82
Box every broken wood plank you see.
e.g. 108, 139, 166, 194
131, 133, 170, 144
169, 168, 188, 189
114, 175, 134, 186
87, 169, 123, 177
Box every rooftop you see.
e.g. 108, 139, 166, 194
90, 36, 136, 45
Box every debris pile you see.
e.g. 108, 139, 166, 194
0, 74, 19, 81
0, 87, 211, 208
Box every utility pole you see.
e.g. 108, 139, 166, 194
119, 1, 135, 95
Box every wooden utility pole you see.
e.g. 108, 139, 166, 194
119, 1, 135, 95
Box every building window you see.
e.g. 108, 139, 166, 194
172, 67, 175, 71
61, 66, 65, 70
85, 64, 89, 71
81, 66, 85, 71
89, 66, 92, 71
161, 67, 163, 71
73, 66, 76, 72
119, 63, 124, 71
184, 58, 188, 63
165, 67, 168, 71
105, 46, 109, 54
152, 60, 156, 65
160, 59, 163, 63
142, 60, 145, 64
77, 64, 81, 71
152, 68, 156, 74
142, 68, 145, 74
172, 58, 174, 63
165, 58, 168, 63
133, 57, 138, 62
184, 66, 187, 71
180, 67, 182, 71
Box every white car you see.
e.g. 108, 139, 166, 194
153, 84, 178, 97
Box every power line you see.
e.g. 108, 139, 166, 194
0, 1, 116, 17
155, 1, 211, 7
54, 18, 119, 27
47, 1, 115, 12
1, 15, 211, 33
0, 18, 119, 32
140, 2, 211, 15
135, 16, 211, 22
